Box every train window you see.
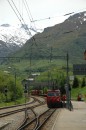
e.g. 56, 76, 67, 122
47, 92, 56, 96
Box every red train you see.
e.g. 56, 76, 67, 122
31, 89, 66, 108
31, 90, 42, 95
46, 90, 66, 108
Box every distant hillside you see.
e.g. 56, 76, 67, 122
12, 11, 86, 63
0, 40, 19, 57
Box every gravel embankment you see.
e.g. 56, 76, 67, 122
0, 111, 25, 130
33, 104, 49, 115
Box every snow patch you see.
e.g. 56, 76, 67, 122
80, 21, 82, 24
0, 24, 35, 46
84, 13, 86, 16
83, 18, 86, 21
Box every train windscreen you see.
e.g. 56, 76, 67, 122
47, 92, 60, 96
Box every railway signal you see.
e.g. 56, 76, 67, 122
24, 84, 28, 93
4, 86, 8, 102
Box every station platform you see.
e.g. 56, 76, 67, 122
52, 101, 86, 130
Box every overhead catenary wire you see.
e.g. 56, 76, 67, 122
26, 0, 38, 32
31, 8, 86, 22
11, 0, 32, 35
12, 0, 37, 66
23, 0, 37, 33
23, 0, 32, 22
10, 0, 26, 24
7, 0, 22, 24
23, 0, 35, 24
31, 12, 75, 22
7, 0, 37, 46
7, 0, 32, 36
23, 0, 38, 46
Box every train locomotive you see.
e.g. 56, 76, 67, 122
46, 90, 66, 108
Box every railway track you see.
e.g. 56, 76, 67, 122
17, 108, 57, 130
0, 102, 46, 118
0, 96, 46, 130
0, 96, 37, 111
0, 96, 46, 117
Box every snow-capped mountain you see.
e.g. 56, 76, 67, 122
0, 11, 86, 58
0, 24, 32, 47
0, 23, 37, 57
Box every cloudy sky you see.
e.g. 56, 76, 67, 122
0, 0, 86, 30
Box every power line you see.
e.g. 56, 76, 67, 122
23, 0, 37, 33
11, 0, 32, 35
7, 0, 38, 46
23, 0, 32, 22
7, 0, 22, 24
7, 0, 32, 36
31, 11, 75, 22
64, 12, 74, 16
31, 8, 86, 22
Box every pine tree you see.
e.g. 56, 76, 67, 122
72, 76, 79, 88
81, 77, 85, 87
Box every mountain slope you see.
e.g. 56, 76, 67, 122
0, 24, 33, 57
0, 40, 20, 57
8, 11, 86, 63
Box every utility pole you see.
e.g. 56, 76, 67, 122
50, 46, 53, 62
29, 46, 32, 75
66, 52, 71, 110
66, 52, 69, 82
14, 72, 17, 105
66, 52, 69, 108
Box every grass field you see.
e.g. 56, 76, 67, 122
71, 87, 86, 101
0, 96, 30, 108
